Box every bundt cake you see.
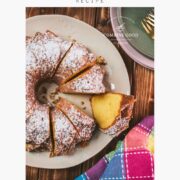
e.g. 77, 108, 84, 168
59, 64, 106, 94
91, 93, 135, 137
26, 30, 134, 157
54, 42, 97, 84
26, 30, 99, 156
56, 98, 96, 142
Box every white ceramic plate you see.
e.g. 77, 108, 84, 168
26, 15, 130, 169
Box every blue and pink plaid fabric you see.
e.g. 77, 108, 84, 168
75, 116, 154, 180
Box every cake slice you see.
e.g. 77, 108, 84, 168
54, 42, 97, 84
56, 98, 96, 142
59, 64, 106, 94
26, 103, 51, 151
91, 93, 135, 137
50, 108, 79, 156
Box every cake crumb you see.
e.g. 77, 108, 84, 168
96, 56, 107, 65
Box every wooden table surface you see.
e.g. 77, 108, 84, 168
26, 7, 154, 180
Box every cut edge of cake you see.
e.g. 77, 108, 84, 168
91, 93, 135, 137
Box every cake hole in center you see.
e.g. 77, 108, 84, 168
36, 80, 59, 106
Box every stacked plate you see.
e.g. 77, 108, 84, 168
110, 7, 154, 70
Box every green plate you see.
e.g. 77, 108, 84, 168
117, 8, 154, 59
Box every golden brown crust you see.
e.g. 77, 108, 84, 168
26, 143, 41, 152
26, 137, 52, 152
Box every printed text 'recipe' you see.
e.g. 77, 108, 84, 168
76, 0, 104, 3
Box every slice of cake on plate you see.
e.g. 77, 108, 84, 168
54, 42, 97, 84
59, 64, 106, 94
50, 108, 79, 156
91, 93, 135, 137
56, 98, 96, 142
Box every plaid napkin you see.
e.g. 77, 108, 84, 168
75, 116, 154, 180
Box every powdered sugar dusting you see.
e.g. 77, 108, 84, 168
26, 31, 72, 78
52, 109, 78, 155
61, 65, 105, 94
26, 50, 38, 71
26, 104, 50, 145
55, 42, 96, 83
58, 99, 96, 141
44, 40, 61, 62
